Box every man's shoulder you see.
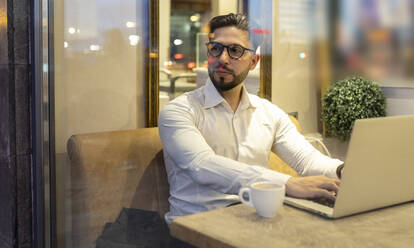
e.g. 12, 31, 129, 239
159, 87, 204, 115
248, 93, 285, 114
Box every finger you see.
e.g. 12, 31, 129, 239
313, 189, 336, 200
316, 175, 340, 186
319, 181, 340, 193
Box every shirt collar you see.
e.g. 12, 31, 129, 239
203, 78, 224, 109
239, 85, 259, 110
203, 78, 258, 110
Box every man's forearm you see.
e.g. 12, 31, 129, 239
165, 150, 291, 195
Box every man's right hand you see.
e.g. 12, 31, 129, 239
285, 175, 340, 200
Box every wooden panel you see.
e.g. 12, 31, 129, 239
0, 0, 7, 65
145, 0, 160, 127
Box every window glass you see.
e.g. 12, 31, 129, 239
334, 0, 414, 86
54, 1, 147, 247
51, 3, 414, 246
272, 0, 323, 133
159, 0, 212, 109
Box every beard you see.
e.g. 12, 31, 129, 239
208, 65, 250, 92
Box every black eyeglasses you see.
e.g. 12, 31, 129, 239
206, 42, 255, 59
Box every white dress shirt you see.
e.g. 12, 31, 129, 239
158, 79, 343, 224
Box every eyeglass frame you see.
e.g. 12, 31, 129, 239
205, 41, 255, 60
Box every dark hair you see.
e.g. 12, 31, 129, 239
208, 13, 263, 52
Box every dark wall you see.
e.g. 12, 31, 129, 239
0, 0, 33, 247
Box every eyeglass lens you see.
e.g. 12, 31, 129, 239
208, 43, 245, 59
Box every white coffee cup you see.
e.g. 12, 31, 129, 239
238, 182, 285, 218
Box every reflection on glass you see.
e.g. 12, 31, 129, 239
54, 0, 148, 247
335, 0, 414, 84
159, 0, 212, 109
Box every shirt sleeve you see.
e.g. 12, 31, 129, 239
271, 111, 344, 178
158, 100, 291, 195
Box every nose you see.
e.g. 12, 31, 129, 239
218, 48, 231, 64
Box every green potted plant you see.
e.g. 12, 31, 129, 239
322, 76, 386, 141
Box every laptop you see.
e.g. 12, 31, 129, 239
284, 115, 414, 218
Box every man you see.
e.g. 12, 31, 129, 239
158, 13, 344, 225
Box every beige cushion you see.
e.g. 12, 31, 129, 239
67, 127, 169, 248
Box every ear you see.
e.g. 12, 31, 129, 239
249, 54, 260, 70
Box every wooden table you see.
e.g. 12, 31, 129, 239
170, 202, 414, 248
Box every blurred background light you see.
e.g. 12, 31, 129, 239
187, 62, 196, 69
129, 35, 140, 46
173, 53, 184, 60
173, 39, 183, 45
89, 44, 101, 51
190, 14, 200, 22
126, 21, 136, 28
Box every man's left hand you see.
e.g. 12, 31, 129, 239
285, 175, 340, 200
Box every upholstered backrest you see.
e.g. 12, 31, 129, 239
67, 127, 169, 248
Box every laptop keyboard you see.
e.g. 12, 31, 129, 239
312, 197, 336, 208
